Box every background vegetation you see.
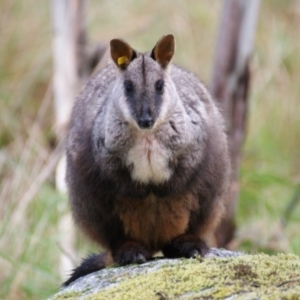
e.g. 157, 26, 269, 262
0, 0, 299, 299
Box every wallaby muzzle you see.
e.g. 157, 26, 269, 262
138, 113, 153, 129
137, 101, 154, 129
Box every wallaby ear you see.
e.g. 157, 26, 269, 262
110, 39, 136, 70
151, 34, 175, 68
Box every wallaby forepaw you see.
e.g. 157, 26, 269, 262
162, 234, 208, 259
112, 241, 150, 266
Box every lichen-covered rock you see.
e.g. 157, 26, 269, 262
50, 250, 300, 300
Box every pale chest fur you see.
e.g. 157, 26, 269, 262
125, 134, 172, 184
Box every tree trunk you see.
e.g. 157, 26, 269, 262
50, 0, 88, 279
50, 0, 87, 139
211, 0, 260, 247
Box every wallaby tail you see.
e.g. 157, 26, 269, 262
63, 252, 112, 287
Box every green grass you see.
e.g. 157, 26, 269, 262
236, 0, 300, 254
0, 0, 300, 299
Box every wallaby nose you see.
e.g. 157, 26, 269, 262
138, 115, 153, 129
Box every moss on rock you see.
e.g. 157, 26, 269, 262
51, 253, 300, 300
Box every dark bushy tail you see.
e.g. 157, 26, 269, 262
63, 252, 112, 287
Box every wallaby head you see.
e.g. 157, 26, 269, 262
109, 34, 176, 130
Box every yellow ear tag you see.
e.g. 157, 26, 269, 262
117, 56, 129, 66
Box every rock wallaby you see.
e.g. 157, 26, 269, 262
64, 34, 230, 286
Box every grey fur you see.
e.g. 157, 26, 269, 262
66, 35, 230, 265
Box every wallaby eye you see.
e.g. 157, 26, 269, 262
155, 80, 164, 94
124, 80, 134, 95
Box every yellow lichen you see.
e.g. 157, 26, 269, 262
51, 291, 82, 300
53, 253, 300, 300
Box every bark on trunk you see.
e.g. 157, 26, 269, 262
211, 0, 260, 247
51, 0, 87, 138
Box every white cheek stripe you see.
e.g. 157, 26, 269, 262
126, 135, 172, 184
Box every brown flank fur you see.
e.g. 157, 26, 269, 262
116, 192, 199, 254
